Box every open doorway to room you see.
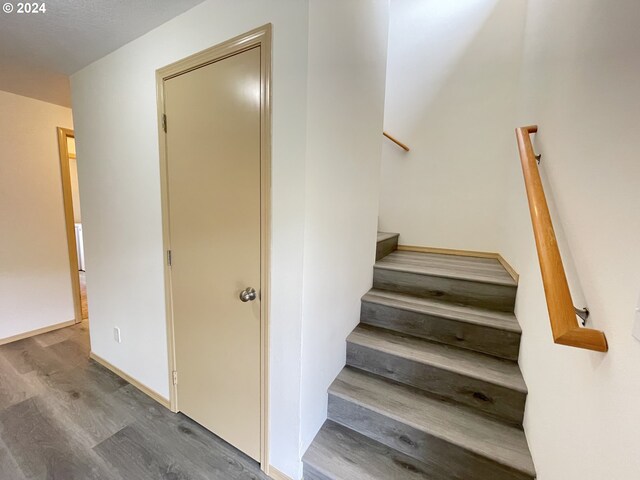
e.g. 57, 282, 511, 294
57, 127, 89, 325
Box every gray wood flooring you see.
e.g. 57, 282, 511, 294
375, 251, 517, 287
375, 232, 399, 261
303, 233, 535, 479
0, 321, 269, 480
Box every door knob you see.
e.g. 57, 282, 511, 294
239, 287, 257, 302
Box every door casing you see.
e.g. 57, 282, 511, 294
155, 24, 272, 471
57, 127, 83, 325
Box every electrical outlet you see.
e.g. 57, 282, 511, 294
114, 327, 121, 343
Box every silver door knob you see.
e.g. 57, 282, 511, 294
239, 287, 257, 302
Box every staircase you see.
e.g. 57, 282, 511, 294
302, 232, 536, 479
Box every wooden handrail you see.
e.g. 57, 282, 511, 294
383, 131, 410, 151
516, 126, 607, 352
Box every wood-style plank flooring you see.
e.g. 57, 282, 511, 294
0, 321, 269, 480
377, 251, 517, 286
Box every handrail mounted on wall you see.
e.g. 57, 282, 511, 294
383, 131, 410, 151
515, 125, 608, 352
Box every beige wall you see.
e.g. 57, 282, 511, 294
0, 90, 75, 340
501, 0, 640, 478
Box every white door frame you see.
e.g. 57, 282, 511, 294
155, 24, 272, 471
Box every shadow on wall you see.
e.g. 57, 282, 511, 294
379, 0, 527, 252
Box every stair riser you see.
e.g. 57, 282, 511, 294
347, 343, 526, 424
360, 301, 521, 360
373, 268, 516, 312
329, 395, 534, 480
376, 236, 399, 261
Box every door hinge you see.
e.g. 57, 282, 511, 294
172, 370, 178, 386
167, 249, 172, 266
162, 114, 167, 133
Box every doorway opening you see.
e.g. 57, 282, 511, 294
57, 127, 89, 325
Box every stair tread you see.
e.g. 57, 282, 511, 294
348, 325, 526, 393
330, 367, 535, 477
362, 289, 521, 333
375, 251, 517, 287
377, 231, 399, 243
303, 420, 449, 480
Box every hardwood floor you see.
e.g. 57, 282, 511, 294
0, 321, 269, 479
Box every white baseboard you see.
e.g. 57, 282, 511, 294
89, 351, 171, 409
267, 465, 294, 480
0, 319, 76, 346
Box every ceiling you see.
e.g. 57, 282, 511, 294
0, 0, 207, 106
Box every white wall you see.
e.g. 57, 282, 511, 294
378, 0, 526, 251
72, 1, 391, 476
501, 0, 640, 478
0, 90, 75, 339
299, 0, 389, 454
70, 1, 309, 477
378, 1, 640, 477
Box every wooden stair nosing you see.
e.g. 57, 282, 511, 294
302, 420, 448, 480
375, 251, 517, 288
347, 324, 526, 424
360, 289, 522, 360
376, 232, 400, 261
302, 235, 536, 480
373, 267, 517, 313
377, 232, 399, 243
328, 367, 536, 479
361, 289, 521, 334
347, 325, 527, 393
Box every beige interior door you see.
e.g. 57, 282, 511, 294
164, 46, 261, 461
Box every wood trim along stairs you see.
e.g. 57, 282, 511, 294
397, 244, 519, 283
302, 232, 536, 479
